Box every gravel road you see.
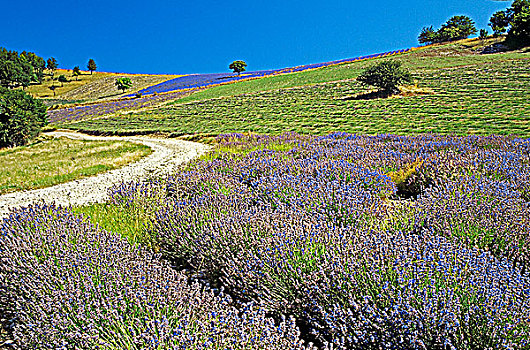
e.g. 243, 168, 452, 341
0, 131, 210, 219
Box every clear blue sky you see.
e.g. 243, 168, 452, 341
1, 0, 509, 74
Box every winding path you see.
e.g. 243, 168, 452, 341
0, 131, 210, 219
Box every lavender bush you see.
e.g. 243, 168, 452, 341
0, 204, 310, 349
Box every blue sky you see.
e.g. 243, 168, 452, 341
1, 0, 509, 74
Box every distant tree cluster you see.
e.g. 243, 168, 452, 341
418, 15, 477, 44
0, 48, 46, 88
489, 0, 530, 47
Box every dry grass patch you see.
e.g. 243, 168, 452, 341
0, 136, 152, 195
24, 69, 181, 101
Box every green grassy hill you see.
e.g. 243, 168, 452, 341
60, 38, 530, 139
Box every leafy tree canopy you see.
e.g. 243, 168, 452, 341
418, 15, 477, 44
229, 60, 247, 75
115, 77, 132, 93
356, 60, 413, 95
0, 48, 41, 88
87, 59, 97, 74
0, 87, 47, 147
490, 0, 530, 47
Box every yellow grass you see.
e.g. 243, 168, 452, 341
0, 136, 152, 194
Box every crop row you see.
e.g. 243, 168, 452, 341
64, 58, 530, 137
131, 49, 410, 96
46, 89, 193, 124
3, 133, 529, 348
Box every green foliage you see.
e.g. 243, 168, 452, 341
58, 75, 68, 86
489, 11, 510, 35
418, 26, 438, 44
490, 0, 530, 47
21, 51, 46, 83
356, 60, 412, 94
47, 57, 58, 81
0, 48, 39, 88
418, 15, 477, 44
115, 77, 132, 93
229, 60, 247, 75
87, 58, 97, 74
72, 66, 81, 80
479, 29, 489, 39
0, 87, 47, 148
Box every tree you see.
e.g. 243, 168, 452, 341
58, 75, 68, 86
418, 26, 439, 44
489, 11, 510, 36
0, 87, 47, 148
418, 15, 477, 44
72, 66, 81, 81
229, 60, 247, 76
22, 51, 46, 83
490, 0, 530, 47
356, 60, 413, 95
479, 29, 489, 40
115, 77, 132, 93
87, 59, 97, 74
0, 48, 36, 88
47, 57, 58, 82
439, 15, 477, 41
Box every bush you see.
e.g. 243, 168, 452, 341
356, 60, 412, 94
0, 87, 47, 148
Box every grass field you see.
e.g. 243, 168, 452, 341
0, 136, 151, 194
62, 46, 530, 138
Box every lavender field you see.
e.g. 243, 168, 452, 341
2, 132, 529, 349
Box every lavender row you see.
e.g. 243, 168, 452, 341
46, 89, 191, 124
106, 132, 530, 348
0, 204, 312, 349
132, 49, 410, 95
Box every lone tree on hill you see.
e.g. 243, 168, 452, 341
72, 66, 81, 80
357, 60, 413, 96
115, 77, 132, 93
47, 57, 58, 82
87, 58, 97, 74
418, 15, 477, 44
0, 87, 47, 147
229, 60, 247, 76
489, 0, 530, 47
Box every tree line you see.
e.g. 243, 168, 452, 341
418, 0, 529, 47
0, 48, 98, 89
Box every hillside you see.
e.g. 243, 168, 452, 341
25, 69, 180, 102
54, 38, 529, 139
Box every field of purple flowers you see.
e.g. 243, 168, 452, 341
46, 89, 193, 125
131, 49, 410, 95
2, 132, 530, 349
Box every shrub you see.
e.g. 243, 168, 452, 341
0, 87, 47, 148
356, 60, 413, 94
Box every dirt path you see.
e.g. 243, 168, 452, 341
0, 131, 210, 219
